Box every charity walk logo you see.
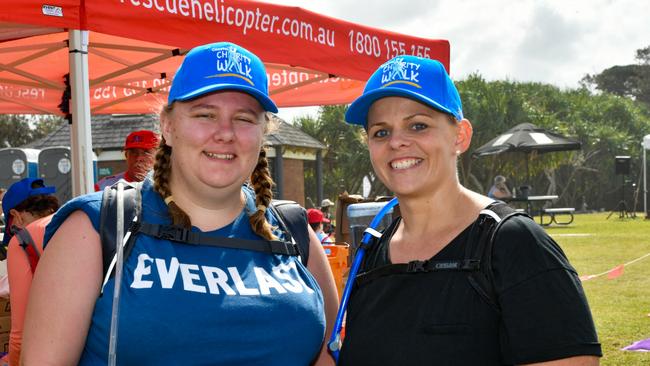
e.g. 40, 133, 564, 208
206, 46, 254, 86
380, 57, 421, 88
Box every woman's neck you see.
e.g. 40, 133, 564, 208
168, 178, 246, 232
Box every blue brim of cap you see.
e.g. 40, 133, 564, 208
173, 84, 278, 113
32, 186, 56, 196
345, 87, 457, 127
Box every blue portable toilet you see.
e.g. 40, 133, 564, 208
38, 146, 98, 204
0, 148, 40, 189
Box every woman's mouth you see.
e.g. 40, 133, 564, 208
204, 151, 235, 160
390, 158, 422, 170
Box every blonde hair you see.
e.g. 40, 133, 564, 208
155, 103, 277, 240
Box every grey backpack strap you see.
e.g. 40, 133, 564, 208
99, 181, 142, 291
269, 200, 311, 265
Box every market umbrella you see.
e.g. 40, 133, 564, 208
472, 122, 581, 184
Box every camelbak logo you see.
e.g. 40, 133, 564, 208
380, 57, 421, 88
207, 46, 254, 86
42, 5, 63, 17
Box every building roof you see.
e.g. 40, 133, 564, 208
26, 115, 159, 150
27, 114, 325, 151
266, 116, 325, 150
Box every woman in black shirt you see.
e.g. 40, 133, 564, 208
339, 55, 601, 366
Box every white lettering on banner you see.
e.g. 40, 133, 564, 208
0, 85, 47, 100
130, 254, 315, 296
118, 0, 336, 47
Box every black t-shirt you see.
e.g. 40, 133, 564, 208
338, 214, 601, 365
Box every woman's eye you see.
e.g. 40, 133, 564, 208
372, 129, 389, 138
411, 122, 428, 131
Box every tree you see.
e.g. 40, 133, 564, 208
582, 45, 650, 107
293, 105, 385, 203
0, 114, 65, 148
0, 115, 34, 147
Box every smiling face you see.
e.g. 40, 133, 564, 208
366, 96, 472, 199
160, 91, 266, 195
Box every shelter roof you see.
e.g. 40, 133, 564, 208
26, 114, 325, 151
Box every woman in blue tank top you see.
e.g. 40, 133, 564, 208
21, 42, 338, 365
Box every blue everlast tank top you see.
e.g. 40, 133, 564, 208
44, 179, 326, 365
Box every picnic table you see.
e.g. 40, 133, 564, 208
505, 195, 559, 219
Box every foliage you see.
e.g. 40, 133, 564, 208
0, 114, 65, 148
457, 76, 650, 211
582, 44, 650, 107
293, 105, 386, 204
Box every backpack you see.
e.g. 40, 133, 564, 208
14, 227, 41, 274
355, 202, 528, 312
98, 182, 312, 290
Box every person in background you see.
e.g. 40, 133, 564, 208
487, 175, 512, 199
21, 41, 337, 365
307, 208, 333, 244
320, 199, 335, 235
94, 130, 160, 191
2, 178, 59, 366
339, 55, 601, 365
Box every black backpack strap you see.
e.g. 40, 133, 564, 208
137, 222, 300, 256
269, 200, 310, 265
356, 258, 480, 287
466, 202, 530, 312
99, 181, 142, 292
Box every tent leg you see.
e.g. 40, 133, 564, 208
643, 146, 650, 219
69, 30, 95, 197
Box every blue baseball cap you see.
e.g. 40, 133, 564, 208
2, 178, 56, 245
168, 42, 278, 113
345, 55, 463, 127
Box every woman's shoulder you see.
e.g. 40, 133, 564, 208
44, 191, 104, 247
491, 215, 575, 285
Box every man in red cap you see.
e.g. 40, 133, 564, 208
95, 130, 160, 191
307, 208, 333, 244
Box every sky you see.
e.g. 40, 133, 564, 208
271, 0, 650, 122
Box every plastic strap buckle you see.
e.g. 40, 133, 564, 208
269, 240, 298, 256
158, 225, 189, 242
406, 260, 427, 273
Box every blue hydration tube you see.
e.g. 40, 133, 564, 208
327, 197, 399, 361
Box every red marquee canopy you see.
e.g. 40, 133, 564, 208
0, 0, 450, 114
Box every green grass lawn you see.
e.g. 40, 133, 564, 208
542, 213, 650, 365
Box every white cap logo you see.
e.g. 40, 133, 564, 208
209, 46, 253, 85
380, 57, 421, 88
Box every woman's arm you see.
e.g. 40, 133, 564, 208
7, 234, 34, 366
522, 355, 599, 366
21, 210, 103, 366
306, 226, 338, 366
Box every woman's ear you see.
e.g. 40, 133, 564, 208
455, 119, 473, 154
9, 209, 24, 228
160, 111, 174, 147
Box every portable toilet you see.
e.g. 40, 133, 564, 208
38, 146, 98, 204
0, 148, 40, 189
347, 201, 394, 262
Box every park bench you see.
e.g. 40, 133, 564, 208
540, 207, 575, 226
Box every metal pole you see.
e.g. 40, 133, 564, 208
316, 150, 323, 206
68, 30, 94, 197
642, 145, 648, 219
